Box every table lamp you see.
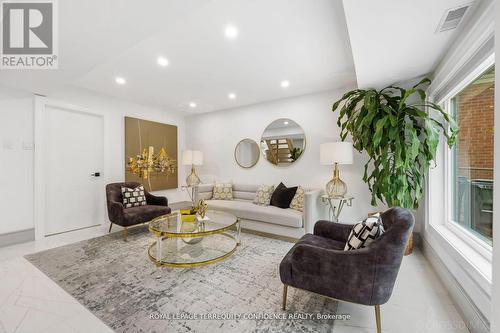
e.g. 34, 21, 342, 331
183, 150, 203, 186
320, 142, 353, 197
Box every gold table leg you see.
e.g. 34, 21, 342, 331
282, 285, 288, 310
375, 305, 381, 333
236, 219, 242, 245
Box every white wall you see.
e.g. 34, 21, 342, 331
49, 87, 188, 204
0, 86, 34, 234
422, 0, 494, 331
0, 85, 188, 238
186, 90, 387, 223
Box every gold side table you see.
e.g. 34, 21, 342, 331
321, 195, 354, 222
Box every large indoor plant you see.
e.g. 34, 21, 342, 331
332, 78, 458, 209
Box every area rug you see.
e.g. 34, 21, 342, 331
25, 227, 338, 333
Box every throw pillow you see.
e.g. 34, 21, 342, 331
121, 185, 147, 208
253, 185, 275, 206
212, 183, 233, 200
290, 186, 305, 212
270, 182, 298, 209
344, 215, 385, 251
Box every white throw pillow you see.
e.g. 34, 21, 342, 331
344, 215, 385, 251
290, 186, 305, 212
121, 185, 147, 208
253, 185, 275, 206
212, 183, 233, 200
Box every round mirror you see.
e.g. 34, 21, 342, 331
260, 118, 306, 167
234, 139, 260, 168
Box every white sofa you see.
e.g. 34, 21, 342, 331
196, 183, 328, 238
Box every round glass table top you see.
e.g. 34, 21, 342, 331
148, 210, 238, 238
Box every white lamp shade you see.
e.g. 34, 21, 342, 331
320, 142, 353, 165
182, 150, 204, 165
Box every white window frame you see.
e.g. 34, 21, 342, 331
434, 53, 495, 262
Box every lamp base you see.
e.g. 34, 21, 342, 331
326, 178, 347, 198
326, 163, 347, 197
186, 166, 201, 187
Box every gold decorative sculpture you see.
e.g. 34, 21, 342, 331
128, 145, 176, 191
196, 199, 208, 219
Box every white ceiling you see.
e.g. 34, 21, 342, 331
342, 0, 478, 89
0, 0, 356, 114
0, 1, 206, 96
0, 0, 476, 112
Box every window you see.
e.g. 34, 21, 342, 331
450, 66, 494, 246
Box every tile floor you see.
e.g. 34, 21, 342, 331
0, 226, 469, 333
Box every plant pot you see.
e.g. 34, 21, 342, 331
404, 234, 414, 256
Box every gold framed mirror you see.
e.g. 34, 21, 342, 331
260, 118, 306, 167
234, 138, 260, 168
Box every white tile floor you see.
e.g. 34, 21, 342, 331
0, 226, 469, 333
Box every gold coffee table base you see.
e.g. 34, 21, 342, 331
147, 211, 241, 268
147, 235, 239, 268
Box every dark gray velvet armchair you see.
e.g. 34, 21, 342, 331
106, 182, 171, 240
280, 207, 414, 333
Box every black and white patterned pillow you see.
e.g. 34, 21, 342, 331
344, 215, 385, 251
121, 185, 147, 208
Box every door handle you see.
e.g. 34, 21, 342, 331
91, 172, 101, 177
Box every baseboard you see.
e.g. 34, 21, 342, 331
420, 236, 490, 333
0, 228, 35, 248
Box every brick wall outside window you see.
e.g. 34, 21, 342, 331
455, 81, 494, 180
451, 67, 494, 242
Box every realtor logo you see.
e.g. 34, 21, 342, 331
1, 0, 58, 69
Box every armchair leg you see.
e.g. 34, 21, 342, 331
375, 305, 381, 333
108, 223, 113, 233
123, 227, 128, 241
282, 284, 288, 310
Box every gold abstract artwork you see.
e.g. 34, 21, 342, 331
125, 117, 178, 191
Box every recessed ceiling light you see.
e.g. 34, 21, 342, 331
284, 121, 289, 125
224, 25, 238, 39
281, 80, 290, 88
115, 77, 126, 85
189, 102, 197, 108
228, 93, 236, 99
157, 56, 169, 67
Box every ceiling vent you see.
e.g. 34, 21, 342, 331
436, 4, 471, 33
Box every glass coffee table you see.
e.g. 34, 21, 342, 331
148, 210, 241, 268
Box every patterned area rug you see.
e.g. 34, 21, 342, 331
25, 227, 338, 333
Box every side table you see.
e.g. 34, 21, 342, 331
321, 195, 354, 222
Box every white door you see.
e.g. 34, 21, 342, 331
44, 106, 104, 236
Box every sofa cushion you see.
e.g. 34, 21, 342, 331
290, 186, 305, 212
253, 185, 275, 206
121, 185, 147, 208
206, 200, 303, 228
233, 184, 259, 192
233, 191, 255, 201
270, 182, 298, 209
212, 183, 233, 200
344, 215, 385, 251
